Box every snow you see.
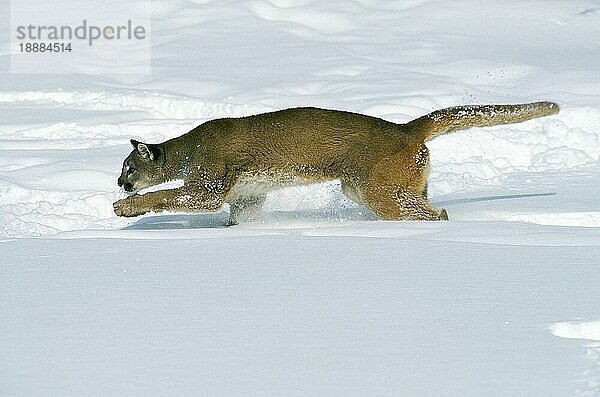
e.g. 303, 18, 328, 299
552, 321, 600, 342
1, 0, 600, 395
2, 233, 600, 396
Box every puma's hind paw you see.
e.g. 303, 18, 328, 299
439, 208, 449, 221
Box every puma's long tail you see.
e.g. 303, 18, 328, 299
406, 101, 559, 141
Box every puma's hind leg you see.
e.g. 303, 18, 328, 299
227, 194, 266, 226
353, 146, 447, 221
360, 185, 447, 221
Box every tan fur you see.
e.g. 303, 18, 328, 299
114, 101, 559, 224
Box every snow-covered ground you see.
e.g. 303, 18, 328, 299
1, 1, 599, 396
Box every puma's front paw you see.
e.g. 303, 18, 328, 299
113, 197, 148, 217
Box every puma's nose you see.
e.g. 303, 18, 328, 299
117, 177, 124, 187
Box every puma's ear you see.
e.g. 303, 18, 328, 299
136, 142, 154, 161
130, 139, 141, 149
133, 140, 163, 162
130, 139, 162, 162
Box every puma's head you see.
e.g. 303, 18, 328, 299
117, 139, 166, 193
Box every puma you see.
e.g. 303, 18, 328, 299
114, 102, 559, 225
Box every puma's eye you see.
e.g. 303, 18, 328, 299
127, 167, 137, 175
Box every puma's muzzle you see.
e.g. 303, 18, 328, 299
117, 175, 134, 192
